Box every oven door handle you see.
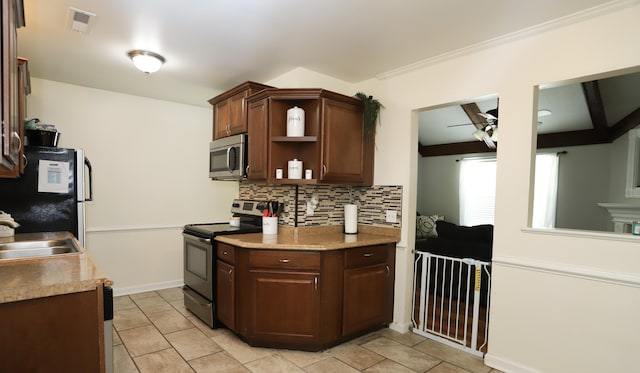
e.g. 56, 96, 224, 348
182, 233, 211, 244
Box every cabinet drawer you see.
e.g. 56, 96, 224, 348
249, 250, 320, 270
345, 245, 388, 268
217, 243, 236, 264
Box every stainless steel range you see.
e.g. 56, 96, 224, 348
182, 199, 264, 328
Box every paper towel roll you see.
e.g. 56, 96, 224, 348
344, 204, 358, 234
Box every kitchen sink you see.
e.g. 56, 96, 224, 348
0, 239, 81, 260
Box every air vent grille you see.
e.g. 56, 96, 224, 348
68, 7, 95, 34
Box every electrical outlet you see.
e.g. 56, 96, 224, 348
385, 210, 397, 223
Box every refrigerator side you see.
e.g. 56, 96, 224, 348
0, 146, 80, 239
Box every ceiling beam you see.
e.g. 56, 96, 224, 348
608, 106, 640, 141
419, 141, 496, 157
461, 103, 496, 149
537, 129, 610, 149
581, 81, 609, 136
420, 128, 612, 157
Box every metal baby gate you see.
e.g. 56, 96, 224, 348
412, 251, 491, 356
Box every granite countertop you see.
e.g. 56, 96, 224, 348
216, 224, 400, 250
0, 231, 112, 304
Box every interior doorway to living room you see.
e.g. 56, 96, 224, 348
412, 96, 498, 356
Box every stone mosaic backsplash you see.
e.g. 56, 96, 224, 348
239, 183, 402, 228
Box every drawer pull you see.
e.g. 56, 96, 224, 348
222, 251, 228, 255
363, 253, 373, 257
278, 259, 290, 263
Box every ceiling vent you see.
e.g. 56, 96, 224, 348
68, 7, 95, 34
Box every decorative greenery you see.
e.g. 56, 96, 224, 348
355, 92, 383, 137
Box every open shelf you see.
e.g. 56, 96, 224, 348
272, 178, 318, 185
271, 136, 318, 142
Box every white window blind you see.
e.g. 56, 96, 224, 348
459, 158, 496, 226
458, 154, 559, 227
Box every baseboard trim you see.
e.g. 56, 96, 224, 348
113, 280, 184, 297
484, 353, 544, 373
388, 321, 412, 333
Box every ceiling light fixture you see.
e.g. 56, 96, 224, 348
127, 50, 165, 74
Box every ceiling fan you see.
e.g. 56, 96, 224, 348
447, 105, 552, 147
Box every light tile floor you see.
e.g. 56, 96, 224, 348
113, 287, 502, 373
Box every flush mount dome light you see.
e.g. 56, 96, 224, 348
127, 50, 165, 74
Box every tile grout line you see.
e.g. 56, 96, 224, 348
113, 288, 495, 373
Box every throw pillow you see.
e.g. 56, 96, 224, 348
416, 215, 443, 238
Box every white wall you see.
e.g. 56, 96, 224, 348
352, 2, 640, 372
266, 67, 355, 95
609, 130, 637, 203
27, 79, 238, 294
417, 154, 460, 222
552, 144, 611, 231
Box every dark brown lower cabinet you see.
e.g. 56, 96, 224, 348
216, 260, 236, 329
0, 287, 105, 372
228, 243, 395, 351
343, 263, 391, 336
249, 269, 320, 345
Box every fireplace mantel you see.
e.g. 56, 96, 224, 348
597, 203, 640, 233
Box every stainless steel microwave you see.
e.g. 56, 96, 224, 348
209, 134, 247, 180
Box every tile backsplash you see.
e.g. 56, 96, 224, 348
239, 183, 402, 228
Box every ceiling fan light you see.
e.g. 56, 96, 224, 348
490, 127, 498, 142
128, 50, 165, 74
473, 128, 485, 141
538, 109, 552, 117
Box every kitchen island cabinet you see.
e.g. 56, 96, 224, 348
215, 226, 398, 351
208, 81, 272, 140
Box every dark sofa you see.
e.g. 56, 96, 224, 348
415, 220, 493, 261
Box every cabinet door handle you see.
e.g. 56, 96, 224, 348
278, 259, 290, 263
11, 131, 21, 152
228, 268, 233, 282
314, 276, 318, 291
385, 265, 390, 277
322, 164, 327, 177
363, 253, 373, 257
